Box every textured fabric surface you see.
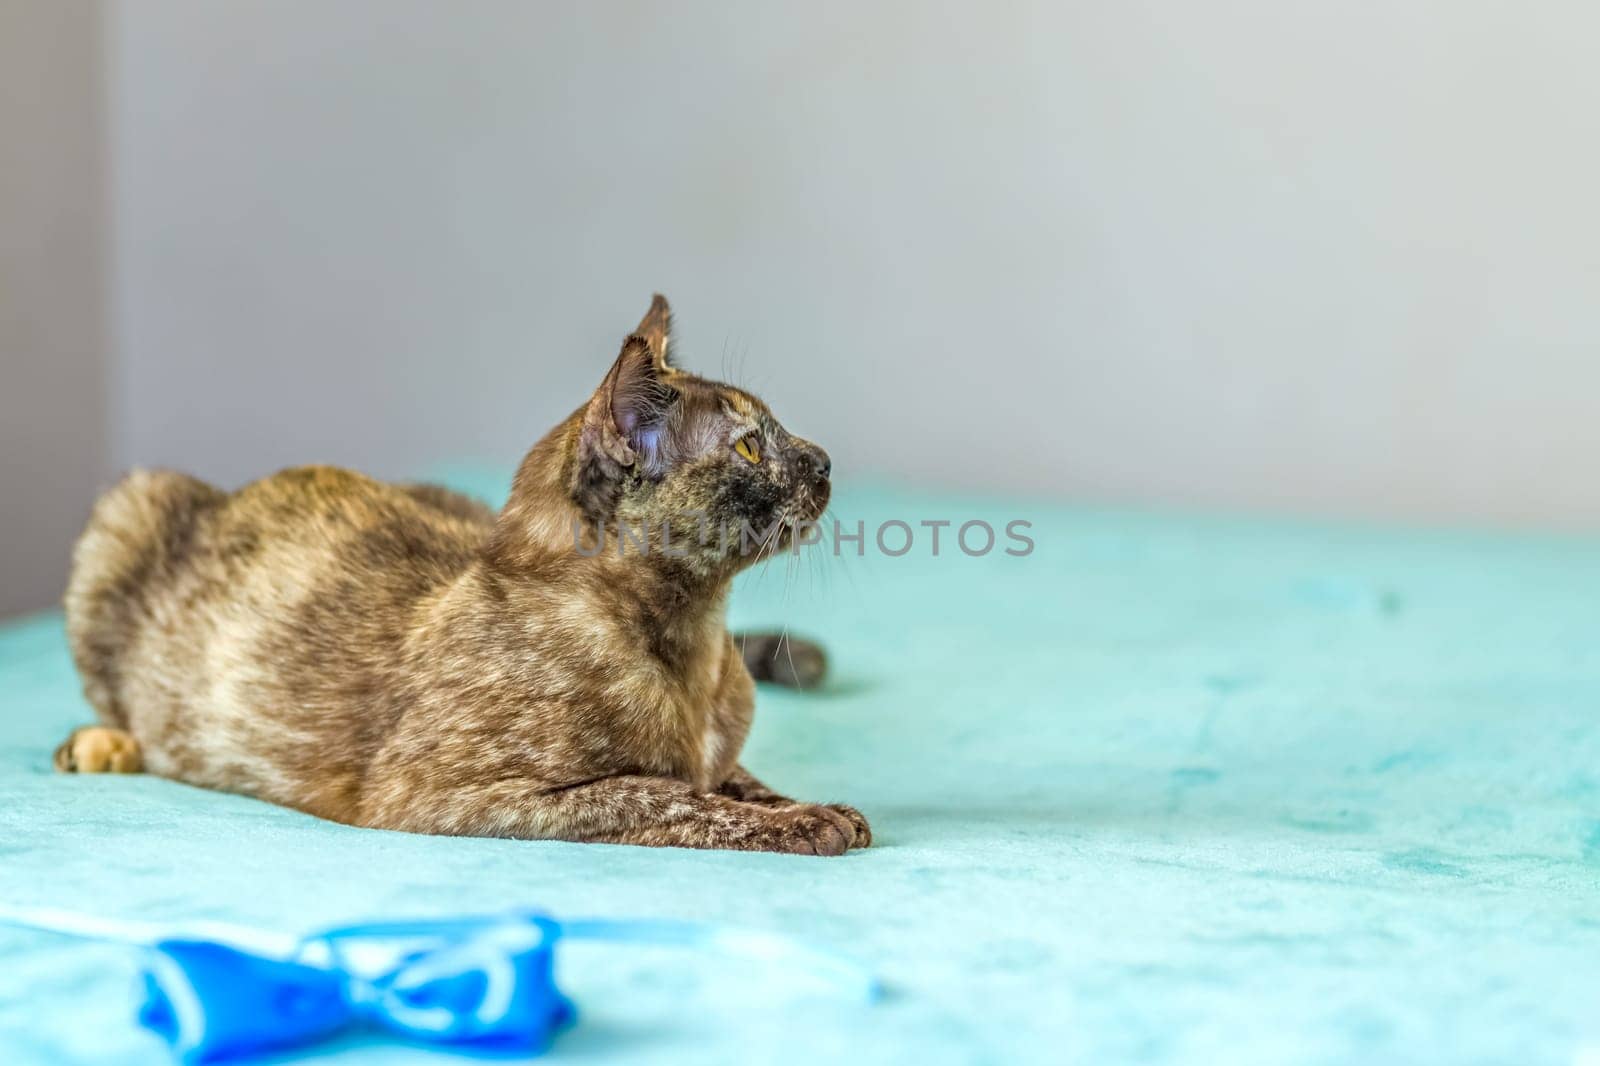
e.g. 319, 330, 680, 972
2, 470, 1598, 1064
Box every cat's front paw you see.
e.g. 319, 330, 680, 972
770, 804, 856, 856
824, 804, 871, 848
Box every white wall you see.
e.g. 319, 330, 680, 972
0, 0, 108, 616
111, 1, 1600, 528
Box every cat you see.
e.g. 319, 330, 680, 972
56, 295, 869, 856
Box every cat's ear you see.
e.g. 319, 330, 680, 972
604, 334, 675, 446
572, 334, 674, 521
633, 293, 675, 371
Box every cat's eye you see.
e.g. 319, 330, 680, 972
734, 437, 761, 464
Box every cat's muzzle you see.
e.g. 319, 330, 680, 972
791, 442, 832, 519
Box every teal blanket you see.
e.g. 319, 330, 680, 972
3, 472, 1598, 1064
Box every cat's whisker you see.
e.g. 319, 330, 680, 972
780, 621, 797, 681
745, 504, 791, 593
819, 505, 860, 602
807, 534, 822, 599
809, 512, 833, 599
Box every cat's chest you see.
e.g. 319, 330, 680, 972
674, 638, 747, 790
557, 636, 733, 785
474, 596, 751, 789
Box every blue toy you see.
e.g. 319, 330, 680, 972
0, 905, 878, 1063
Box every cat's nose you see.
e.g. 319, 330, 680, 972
795, 443, 831, 482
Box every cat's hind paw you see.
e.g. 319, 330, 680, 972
54, 726, 143, 774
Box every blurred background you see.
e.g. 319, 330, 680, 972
4, 0, 1598, 617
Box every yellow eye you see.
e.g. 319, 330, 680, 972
734, 437, 761, 464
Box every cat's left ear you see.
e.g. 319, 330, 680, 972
634, 293, 675, 371
571, 333, 675, 523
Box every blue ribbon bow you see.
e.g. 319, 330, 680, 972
139, 915, 574, 1063
0, 905, 877, 1063
116, 909, 889, 1056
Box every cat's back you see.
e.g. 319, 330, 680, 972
66, 465, 488, 741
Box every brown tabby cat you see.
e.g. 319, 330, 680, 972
56, 296, 869, 856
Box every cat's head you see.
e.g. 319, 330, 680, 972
569, 295, 831, 572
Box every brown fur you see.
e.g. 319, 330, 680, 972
60, 296, 868, 855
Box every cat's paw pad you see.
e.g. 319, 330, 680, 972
54, 727, 143, 774
824, 804, 871, 848
773, 804, 855, 856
